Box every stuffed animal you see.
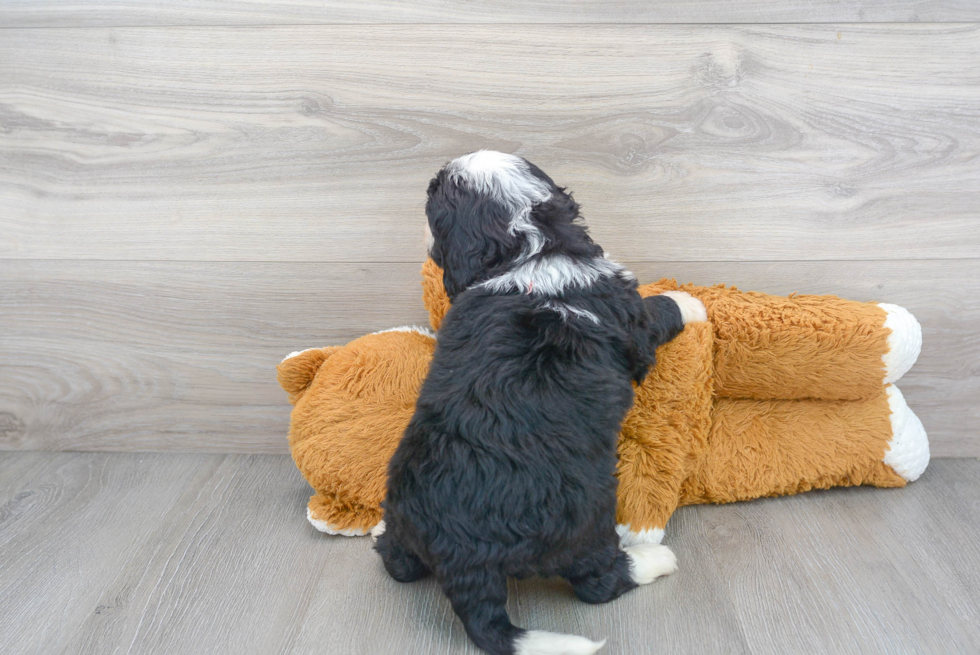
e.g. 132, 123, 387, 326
278, 259, 928, 545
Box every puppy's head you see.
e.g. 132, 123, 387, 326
425, 150, 598, 300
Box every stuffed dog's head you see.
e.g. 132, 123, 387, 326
425, 150, 602, 300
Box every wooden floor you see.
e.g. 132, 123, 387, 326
1, 451, 977, 655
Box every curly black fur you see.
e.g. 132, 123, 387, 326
376, 152, 685, 655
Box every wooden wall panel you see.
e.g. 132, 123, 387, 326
1, 1, 978, 27
1, 21, 975, 456
0, 261, 431, 453
1, 259, 974, 456
1, 25, 978, 262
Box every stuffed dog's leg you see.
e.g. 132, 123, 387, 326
679, 284, 921, 401
615, 313, 714, 547
678, 391, 923, 507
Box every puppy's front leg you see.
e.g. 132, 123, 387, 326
644, 291, 707, 349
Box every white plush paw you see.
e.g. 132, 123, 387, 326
306, 507, 369, 537
369, 519, 386, 542
884, 385, 930, 482
625, 543, 678, 585
616, 524, 665, 548
515, 630, 606, 655
878, 303, 922, 384
661, 290, 708, 324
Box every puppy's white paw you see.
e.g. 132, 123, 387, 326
625, 543, 678, 585
369, 519, 386, 542
660, 290, 707, 324
515, 630, 606, 655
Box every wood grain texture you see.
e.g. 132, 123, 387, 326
699, 463, 980, 654
67, 455, 327, 655
1, 453, 978, 654
0, 451, 228, 655
2, 25, 978, 262
0, 261, 431, 454
1, 259, 975, 455
0, 0, 978, 27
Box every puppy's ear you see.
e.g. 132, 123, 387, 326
531, 189, 578, 225
426, 173, 520, 300
521, 163, 603, 260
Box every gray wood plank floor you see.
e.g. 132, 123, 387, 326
1, 451, 977, 655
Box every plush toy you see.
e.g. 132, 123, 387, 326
279, 259, 928, 545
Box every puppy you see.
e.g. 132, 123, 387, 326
375, 151, 702, 655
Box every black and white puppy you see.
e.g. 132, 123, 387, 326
374, 151, 705, 655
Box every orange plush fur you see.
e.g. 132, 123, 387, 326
278, 260, 926, 541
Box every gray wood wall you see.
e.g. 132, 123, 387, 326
1, 3, 978, 456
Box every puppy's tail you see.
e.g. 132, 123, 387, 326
441, 567, 605, 655
512, 630, 606, 655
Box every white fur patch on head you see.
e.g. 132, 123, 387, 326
879, 303, 922, 384
447, 150, 552, 208
307, 507, 369, 537
616, 524, 665, 547
480, 254, 630, 296
624, 543, 678, 585
447, 150, 552, 260
515, 630, 606, 655
661, 290, 708, 324
883, 385, 930, 482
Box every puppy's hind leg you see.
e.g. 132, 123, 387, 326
439, 566, 605, 655
373, 526, 431, 583
565, 546, 637, 605
565, 540, 677, 605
